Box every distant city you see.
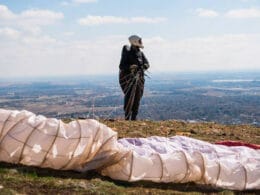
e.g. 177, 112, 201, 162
0, 71, 259, 126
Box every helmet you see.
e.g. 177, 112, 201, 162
128, 35, 144, 49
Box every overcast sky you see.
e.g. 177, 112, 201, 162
0, 0, 260, 78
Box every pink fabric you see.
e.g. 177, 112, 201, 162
215, 141, 260, 150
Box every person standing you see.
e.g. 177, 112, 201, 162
119, 35, 150, 120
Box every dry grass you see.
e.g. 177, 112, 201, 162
103, 120, 260, 144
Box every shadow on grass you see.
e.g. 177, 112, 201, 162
0, 162, 259, 194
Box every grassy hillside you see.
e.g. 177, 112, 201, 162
0, 120, 259, 195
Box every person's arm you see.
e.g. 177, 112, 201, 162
142, 52, 150, 70
119, 45, 130, 71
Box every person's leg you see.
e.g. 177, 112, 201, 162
131, 76, 144, 120
124, 93, 132, 120
119, 71, 135, 120
125, 78, 137, 120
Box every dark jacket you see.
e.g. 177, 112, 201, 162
119, 45, 149, 72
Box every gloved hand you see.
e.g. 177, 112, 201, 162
143, 63, 150, 70
130, 64, 138, 73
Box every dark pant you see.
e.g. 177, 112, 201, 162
119, 70, 144, 120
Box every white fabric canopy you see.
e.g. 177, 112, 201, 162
0, 109, 259, 190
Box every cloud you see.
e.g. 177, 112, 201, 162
131, 17, 167, 23
0, 27, 20, 39
145, 34, 260, 72
22, 35, 57, 45
1, 34, 260, 77
60, 1, 70, 6
225, 8, 260, 18
0, 5, 15, 19
195, 8, 260, 19
79, 16, 127, 25
21, 9, 64, 22
0, 35, 125, 77
63, 31, 75, 36
0, 4, 64, 33
61, 0, 97, 6
240, 0, 256, 2
78, 15, 167, 25
196, 8, 219, 18
73, 0, 97, 3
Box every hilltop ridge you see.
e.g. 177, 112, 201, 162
102, 119, 260, 144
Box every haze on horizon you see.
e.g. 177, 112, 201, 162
0, 0, 260, 78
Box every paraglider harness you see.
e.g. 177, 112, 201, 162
130, 65, 150, 80
120, 64, 150, 120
